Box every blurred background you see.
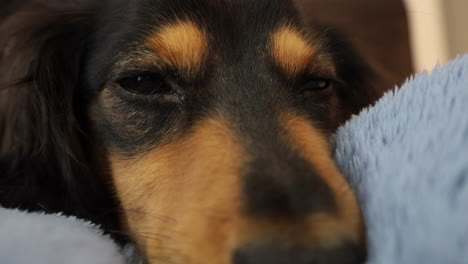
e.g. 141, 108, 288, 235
404, 0, 468, 73
296, 0, 468, 90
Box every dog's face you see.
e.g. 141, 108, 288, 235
0, 0, 377, 263
85, 0, 368, 263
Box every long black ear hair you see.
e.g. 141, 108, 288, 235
0, 1, 122, 237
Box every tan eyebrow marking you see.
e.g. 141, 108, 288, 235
271, 26, 317, 77
147, 20, 208, 75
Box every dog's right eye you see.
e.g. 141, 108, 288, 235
117, 73, 171, 95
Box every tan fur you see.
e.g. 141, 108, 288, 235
110, 117, 247, 264
271, 26, 317, 77
282, 113, 366, 247
147, 21, 208, 77
109, 114, 364, 263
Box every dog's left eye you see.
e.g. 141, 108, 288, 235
301, 79, 332, 92
117, 73, 170, 95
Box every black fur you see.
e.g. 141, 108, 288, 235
233, 240, 362, 264
0, 1, 123, 239
0, 0, 378, 245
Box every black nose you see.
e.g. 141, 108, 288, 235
232, 241, 364, 264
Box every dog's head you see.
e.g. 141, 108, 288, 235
1, 0, 380, 263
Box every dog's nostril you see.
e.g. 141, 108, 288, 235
232, 241, 364, 264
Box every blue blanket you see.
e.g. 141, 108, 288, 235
1, 55, 467, 263
335, 55, 468, 264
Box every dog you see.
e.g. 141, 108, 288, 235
0, 0, 380, 263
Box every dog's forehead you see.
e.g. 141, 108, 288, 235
135, 0, 298, 20
124, 0, 321, 78
132, 0, 302, 42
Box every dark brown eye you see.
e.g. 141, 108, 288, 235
301, 79, 332, 91
117, 73, 170, 95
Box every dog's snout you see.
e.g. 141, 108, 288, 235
233, 241, 364, 264
243, 156, 337, 218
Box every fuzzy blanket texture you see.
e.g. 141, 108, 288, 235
334, 55, 468, 264
1, 55, 467, 264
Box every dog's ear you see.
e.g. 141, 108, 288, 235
0, 2, 121, 234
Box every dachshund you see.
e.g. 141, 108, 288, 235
0, 0, 380, 263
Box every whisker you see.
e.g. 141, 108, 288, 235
124, 208, 177, 224
36, 202, 53, 214
105, 229, 169, 244
147, 248, 189, 264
